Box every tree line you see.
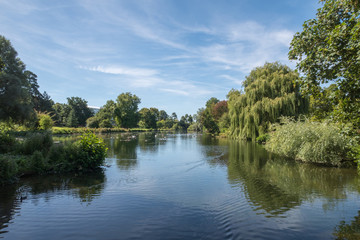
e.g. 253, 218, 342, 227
0, 37, 193, 131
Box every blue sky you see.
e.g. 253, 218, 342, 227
0, 0, 320, 117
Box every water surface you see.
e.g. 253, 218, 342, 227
1, 133, 359, 239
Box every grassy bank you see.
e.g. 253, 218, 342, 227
0, 131, 107, 185
265, 119, 360, 168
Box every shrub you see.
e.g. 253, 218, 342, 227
86, 117, 100, 128
20, 131, 53, 155
0, 155, 18, 185
66, 132, 107, 171
256, 134, 270, 144
265, 118, 357, 167
38, 113, 54, 130
99, 119, 112, 128
31, 150, 46, 174
0, 131, 16, 153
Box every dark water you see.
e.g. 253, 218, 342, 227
1, 133, 360, 239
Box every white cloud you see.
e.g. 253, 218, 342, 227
160, 88, 189, 96
85, 66, 158, 77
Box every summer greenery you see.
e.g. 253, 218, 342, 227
0, 0, 359, 184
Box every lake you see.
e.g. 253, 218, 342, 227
1, 132, 359, 239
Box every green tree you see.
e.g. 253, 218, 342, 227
67, 109, 79, 127
289, 0, 360, 127
0, 35, 35, 123
91, 100, 116, 128
159, 110, 168, 120
139, 107, 157, 129
38, 113, 54, 130
114, 92, 141, 128
171, 112, 178, 121
310, 84, 339, 121
200, 108, 219, 134
67, 97, 93, 127
52, 103, 70, 126
228, 62, 309, 140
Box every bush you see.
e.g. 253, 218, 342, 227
99, 119, 112, 128
0, 131, 16, 153
86, 117, 100, 128
20, 131, 53, 155
256, 134, 270, 144
65, 132, 107, 171
31, 150, 46, 174
0, 155, 18, 185
38, 113, 54, 130
265, 118, 357, 167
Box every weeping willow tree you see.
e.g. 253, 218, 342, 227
228, 62, 309, 140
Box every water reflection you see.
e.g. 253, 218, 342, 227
105, 132, 171, 170
333, 211, 360, 239
0, 171, 105, 233
226, 140, 359, 216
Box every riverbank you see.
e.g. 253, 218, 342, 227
0, 131, 107, 185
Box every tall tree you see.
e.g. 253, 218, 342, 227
159, 110, 168, 121
228, 62, 309, 140
114, 92, 141, 128
67, 97, 93, 127
24, 70, 54, 113
0, 35, 34, 123
289, 0, 360, 127
139, 108, 157, 129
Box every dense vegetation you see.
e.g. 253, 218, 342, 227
0, 131, 107, 185
265, 118, 357, 167
1, 0, 360, 174
194, 0, 360, 169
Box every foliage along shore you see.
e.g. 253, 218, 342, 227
1, 1, 360, 173
0, 131, 107, 186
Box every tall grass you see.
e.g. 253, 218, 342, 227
265, 118, 359, 167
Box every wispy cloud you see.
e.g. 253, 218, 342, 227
84, 66, 158, 77
160, 88, 189, 96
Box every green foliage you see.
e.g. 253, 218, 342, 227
0, 35, 35, 123
200, 108, 219, 134
76, 132, 107, 170
52, 103, 70, 126
256, 134, 270, 144
228, 62, 309, 140
99, 119, 112, 128
333, 210, 360, 239
289, 0, 360, 128
20, 131, 53, 155
0, 155, 19, 184
0, 130, 16, 153
265, 118, 357, 167
139, 107, 157, 129
67, 97, 93, 127
94, 100, 116, 128
114, 92, 141, 128
31, 150, 46, 174
86, 116, 100, 128
38, 113, 54, 130
187, 122, 202, 132
309, 84, 339, 121
0, 131, 108, 185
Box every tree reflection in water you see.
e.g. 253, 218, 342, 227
333, 211, 360, 240
0, 170, 105, 233
199, 135, 360, 217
